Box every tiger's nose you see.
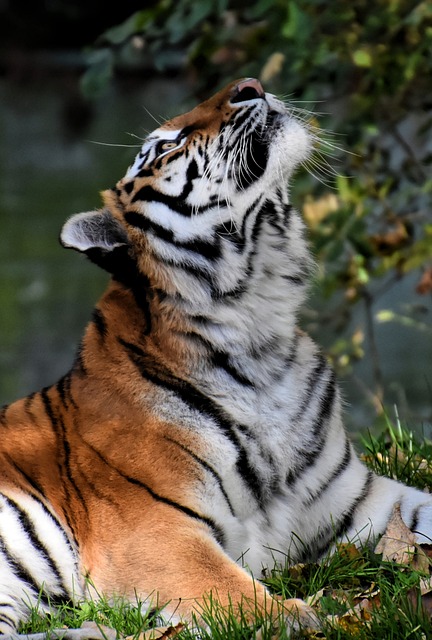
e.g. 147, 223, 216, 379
231, 78, 265, 104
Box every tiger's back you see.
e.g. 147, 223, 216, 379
1, 78, 432, 637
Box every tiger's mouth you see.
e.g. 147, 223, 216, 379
231, 107, 297, 189
264, 110, 279, 130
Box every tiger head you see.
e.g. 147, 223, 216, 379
60, 79, 312, 303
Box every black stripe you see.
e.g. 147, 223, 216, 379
92, 308, 108, 340
260, 200, 281, 232
2, 495, 70, 600
24, 391, 37, 413
0, 405, 7, 424
31, 494, 77, 559
235, 129, 269, 189
305, 438, 352, 506
215, 220, 245, 250
212, 282, 248, 300
297, 471, 374, 563
0, 528, 51, 608
164, 435, 235, 517
180, 125, 196, 138
286, 371, 337, 486
292, 355, 328, 422
118, 338, 265, 503
282, 274, 305, 285
124, 212, 221, 260
55, 374, 77, 411
161, 255, 214, 283
55, 378, 68, 408
72, 345, 88, 377
157, 148, 184, 168
211, 350, 255, 387
71, 435, 127, 508
82, 440, 225, 545
312, 371, 336, 437
126, 474, 225, 545
8, 445, 113, 545
180, 158, 199, 200
174, 330, 255, 387
3, 454, 48, 501
410, 505, 420, 534
334, 470, 374, 539
41, 390, 78, 531
214, 195, 263, 255
211, 198, 267, 300
40, 388, 88, 538
136, 167, 153, 178
0, 612, 15, 629
227, 108, 258, 136
131, 185, 228, 217
59, 372, 78, 410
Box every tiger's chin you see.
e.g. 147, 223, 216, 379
266, 112, 313, 185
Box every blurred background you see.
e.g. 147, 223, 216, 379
0, 0, 431, 436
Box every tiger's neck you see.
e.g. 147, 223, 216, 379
79, 196, 313, 388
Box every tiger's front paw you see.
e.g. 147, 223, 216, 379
282, 597, 321, 633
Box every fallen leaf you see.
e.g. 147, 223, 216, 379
126, 624, 184, 640
407, 578, 432, 619
354, 582, 379, 599
419, 544, 432, 560
412, 545, 432, 574
419, 576, 432, 596
305, 588, 324, 607
419, 591, 432, 617
416, 267, 432, 295
374, 502, 416, 565
352, 597, 374, 621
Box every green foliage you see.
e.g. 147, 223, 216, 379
362, 411, 432, 489
81, 0, 432, 425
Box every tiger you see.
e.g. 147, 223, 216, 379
1, 77, 432, 639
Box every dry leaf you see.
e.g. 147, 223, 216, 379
418, 591, 432, 617
370, 220, 410, 255
305, 588, 324, 606
126, 624, 184, 640
260, 52, 285, 84
303, 194, 339, 228
412, 545, 432, 574
418, 576, 432, 596
374, 502, 416, 564
255, 626, 279, 640
354, 582, 380, 602
419, 544, 432, 560
407, 579, 432, 619
352, 597, 374, 621
416, 267, 432, 295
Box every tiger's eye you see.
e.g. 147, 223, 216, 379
160, 141, 177, 151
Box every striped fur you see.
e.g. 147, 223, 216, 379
1, 78, 432, 636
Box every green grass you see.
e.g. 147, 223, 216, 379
19, 420, 432, 639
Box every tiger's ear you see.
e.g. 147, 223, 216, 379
60, 209, 134, 276
60, 209, 128, 252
